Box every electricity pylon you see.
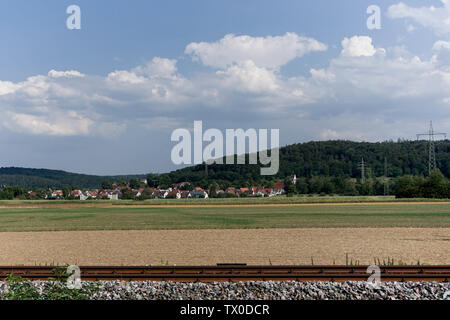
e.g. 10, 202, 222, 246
416, 121, 446, 175
384, 157, 389, 196
358, 158, 366, 184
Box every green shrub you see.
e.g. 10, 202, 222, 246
1, 268, 100, 300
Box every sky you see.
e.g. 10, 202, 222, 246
0, 0, 449, 175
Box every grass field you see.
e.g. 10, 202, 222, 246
1, 195, 450, 207
0, 202, 448, 232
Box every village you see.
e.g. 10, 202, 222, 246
40, 179, 289, 201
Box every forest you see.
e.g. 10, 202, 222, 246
147, 140, 450, 190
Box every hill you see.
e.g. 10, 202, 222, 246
0, 167, 145, 189
148, 140, 450, 188
0, 140, 448, 189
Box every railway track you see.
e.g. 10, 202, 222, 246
0, 265, 449, 282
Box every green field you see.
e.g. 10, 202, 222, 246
1, 195, 450, 207
0, 202, 448, 232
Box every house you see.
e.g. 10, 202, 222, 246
85, 190, 98, 199
172, 182, 190, 189
251, 186, 266, 197
180, 190, 191, 198
71, 190, 83, 198
273, 182, 285, 195
133, 188, 145, 197
167, 190, 181, 199
239, 187, 250, 195
108, 193, 119, 200
225, 187, 236, 196
156, 190, 169, 199
80, 193, 89, 201
264, 188, 276, 197
190, 188, 209, 198
51, 190, 63, 198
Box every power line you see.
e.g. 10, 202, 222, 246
416, 121, 446, 175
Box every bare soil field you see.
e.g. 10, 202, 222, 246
0, 228, 448, 266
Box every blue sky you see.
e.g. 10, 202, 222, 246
0, 0, 449, 174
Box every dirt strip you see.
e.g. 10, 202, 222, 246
0, 228, 448, 266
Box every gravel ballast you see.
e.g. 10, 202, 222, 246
1, 280, 449, 300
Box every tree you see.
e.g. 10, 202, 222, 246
394, 176, 421, 198
116, 179, 127, 187
286, 184, 297, 197
0, 186, 25, 199
295, 178, 309, 194
140, 188, 155, 200
101, 179, 112, 190
62, 187, 71, 199
121, 189, 134, 200
129, 178, 141, 190
421, 169, 447, 198
208, 183, 219, 198
146, 173, 160, 188
179, 183, 193, 191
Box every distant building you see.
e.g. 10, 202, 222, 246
80, 193, 88, 201
291, 174, 297, 185
108, 193, 119, 200
190, 188, 209, 198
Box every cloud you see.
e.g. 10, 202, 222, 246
107, 70, 146, 84
432, 40, 450, 69
133, 57, 178, 78
4, 111, 92, 136
387, 1, 450, 35
216, 60, 279, 93
0, 34, 449, 145
0, 81, 18, 95
185, 32, 327, 69
107, 57, 179, 84
341, 36, 377, 57
433, 40, 450, 51
48, 70, 85, 78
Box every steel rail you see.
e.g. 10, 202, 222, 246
0, 265, 448, 282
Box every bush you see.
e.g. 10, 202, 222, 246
394, 170, 449, 199
2, 274, 40, 300
1, 268, 100, 300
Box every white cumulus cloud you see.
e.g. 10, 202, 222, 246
5, 111, 93, 136
387, 0, 450, 35
48, 70, 85, 78
341, 36, 377, 57
216, 60, 279, 93
0, 34, 449, 143
185, 32, 327, 69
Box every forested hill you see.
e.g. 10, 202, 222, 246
1, 140, 449, 189
150, 140, 450, 187
0, 167, 144, 189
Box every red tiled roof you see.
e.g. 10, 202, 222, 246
274, 182, 285, 190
